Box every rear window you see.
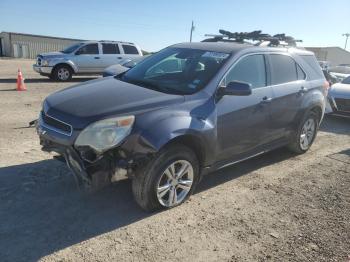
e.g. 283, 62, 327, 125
297, 64, 306, 80
122, 45, 139, 55
102, 43, 120, 54
300, 55, 324, 80
269, 54, 299, 85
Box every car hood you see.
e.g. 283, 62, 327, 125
329, 83, 350, 98
104, 64, 129, 76
39, 51, 64, 59
44, 77, 184, 129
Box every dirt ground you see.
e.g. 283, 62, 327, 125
0, 58, 349, 262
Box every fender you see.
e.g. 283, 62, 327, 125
293, 87, 326, 128
121, 112, 217, 167
49, 58, 78, 73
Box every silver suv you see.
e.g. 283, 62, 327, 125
33, 41, 143, 81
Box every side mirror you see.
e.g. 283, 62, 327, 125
218, 81, 252, 96
75, 50, 82, 55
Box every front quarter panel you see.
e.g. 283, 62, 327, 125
48, 56, 78, 73
121, 98, 217, 167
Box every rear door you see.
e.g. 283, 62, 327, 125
267, 53, 307, 139
71, 43, 101, 73
101, 43, 124, 69
216, 54, 274, 161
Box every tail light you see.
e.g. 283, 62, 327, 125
323, 81, 330, 94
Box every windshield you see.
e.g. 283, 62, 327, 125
119, 47, 230, 95
341, 76, 350, 84
61, 43, 84, 54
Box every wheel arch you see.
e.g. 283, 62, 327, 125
160, 134, 206, 170
52, 62, 76, 74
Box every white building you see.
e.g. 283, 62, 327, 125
305, 47, 350, 66
0, 32, 84, 59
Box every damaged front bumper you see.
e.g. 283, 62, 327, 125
37, 124, 132, 187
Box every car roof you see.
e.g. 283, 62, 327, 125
171, 42, 314, 56
80, 40, 136, 45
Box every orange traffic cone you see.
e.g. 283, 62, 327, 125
17, 69, 26, 91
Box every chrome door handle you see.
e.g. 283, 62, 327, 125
261, 96, 272, 104
299, 86, 308, 94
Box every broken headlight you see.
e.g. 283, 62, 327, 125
75, 116, 135, 153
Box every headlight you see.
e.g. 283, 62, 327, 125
41, 59, 49, 66
75, 115, 135, 153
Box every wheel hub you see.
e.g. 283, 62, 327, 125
156, 160, 194, 207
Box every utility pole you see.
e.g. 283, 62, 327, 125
190, 21, 195, 42
343, 33, 350, 50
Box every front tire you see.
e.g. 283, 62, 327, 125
51, 65, 73, 81
132, 144, 199, 212
288, 111, 319, 154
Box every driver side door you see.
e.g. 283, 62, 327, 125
216, 54, 274, 161
71, 43, 101, 73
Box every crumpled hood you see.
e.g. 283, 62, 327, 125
44, 77, 184, 129
329, 83, 350, 98
39, 51, 64, 59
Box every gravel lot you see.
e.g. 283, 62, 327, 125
0, 58, 349, 262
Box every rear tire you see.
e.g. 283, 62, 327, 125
52, 65, 73, 82
132, 144, 199, 212
287, 111, 319, 154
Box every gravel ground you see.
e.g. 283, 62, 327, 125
0, 59, 349, 262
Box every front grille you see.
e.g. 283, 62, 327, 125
335, 98, 350, 112
41, 111, 72, 135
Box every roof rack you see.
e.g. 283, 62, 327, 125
202, 30, 302, 47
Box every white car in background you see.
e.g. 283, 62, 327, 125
329, 65, 350, 82
326, 76, 350, 117
103, 56, 147, 77
33, 41, 143, 81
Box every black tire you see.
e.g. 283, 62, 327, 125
51, 65, 73, 82
132, 144, 199, 212
287, 111, 319, 154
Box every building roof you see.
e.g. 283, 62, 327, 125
0, 31, 85, 41
305, 46, 350, 53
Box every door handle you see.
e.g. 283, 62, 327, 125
299, 86, 308, 94
261, 96, 272, 104
117, 57, 122, 59
94, 57, 100, 59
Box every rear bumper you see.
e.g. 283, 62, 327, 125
33, 64, 53, 75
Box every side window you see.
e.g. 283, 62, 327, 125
122, 45, 139, 55
225, 54, 266, 89
102, 43, 120, 54
296, 64, 306, 80
76, 44, 99, 55
270, 54, 298, 84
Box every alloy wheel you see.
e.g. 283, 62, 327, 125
156, 160, 194, 207
300, 118, 316, 150
57, 68, 70, 81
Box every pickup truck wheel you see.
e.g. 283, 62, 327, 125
52, 65, 72, 81
288, 111, 319, 154
132, 144, 199, 212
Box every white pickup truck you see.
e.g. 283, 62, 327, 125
33, 41, 143, 81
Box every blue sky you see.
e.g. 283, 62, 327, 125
0, 0, 349, 51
